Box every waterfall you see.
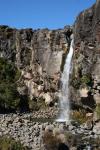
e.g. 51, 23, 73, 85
56, 37, 74, 123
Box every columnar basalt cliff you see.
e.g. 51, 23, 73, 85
0, 26, 72, 112
71, 0, 100, 119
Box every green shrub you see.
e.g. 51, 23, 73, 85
71, 110, 87, 124
71, 78, 81, 89
0, 83, 20, 110
72, 74, 92, 89
0, 57, 20, 82
29, 98, 47, 111
0, 136, 29, 150
0, 58, 21, 111
80, 75, 91, 85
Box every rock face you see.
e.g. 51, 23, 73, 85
0, 0, 99, 119
0, 25, 72, 112
71, 0, 100, 116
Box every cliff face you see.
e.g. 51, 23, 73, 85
0, 25, 72, 111
0, 0, 99, 116
71, 0, 100, 114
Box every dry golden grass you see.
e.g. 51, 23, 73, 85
71, 110, 87, 124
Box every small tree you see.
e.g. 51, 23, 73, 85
0, 83, 20, 111
0, 58, 21, 112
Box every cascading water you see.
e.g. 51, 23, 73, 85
56, 36, 74, 123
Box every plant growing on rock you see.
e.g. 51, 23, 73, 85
71, 72, 93, 89
71, 109, 87, 124
71, 77, 81, 89
80, 74, 92, 86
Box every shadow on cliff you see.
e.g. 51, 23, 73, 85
81, 91, 96, 109
19, 95, 29, 113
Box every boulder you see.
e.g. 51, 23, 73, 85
23, 72, 32, 80
94, 93, 100, 104
43, 93, 53, 105
79, 88, 89, 98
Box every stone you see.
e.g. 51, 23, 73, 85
23, 72, 32, 79
86, 113, 93, 118
94, 93, 100, 104
43, 92, 53, 105
79, 88, 89, 98
38, 85, 44, 91
45, 125, 53, 132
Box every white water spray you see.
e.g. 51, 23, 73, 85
56, 37, 74, 123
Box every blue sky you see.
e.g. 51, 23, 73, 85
0, 0, 96, 29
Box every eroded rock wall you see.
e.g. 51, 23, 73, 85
0, 25, 72, 111
71, 0, 100, 115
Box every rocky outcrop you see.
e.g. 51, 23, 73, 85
71, 0, 100, 117
0, 25, 72, 112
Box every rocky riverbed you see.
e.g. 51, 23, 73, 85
0, 113, 100, 150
